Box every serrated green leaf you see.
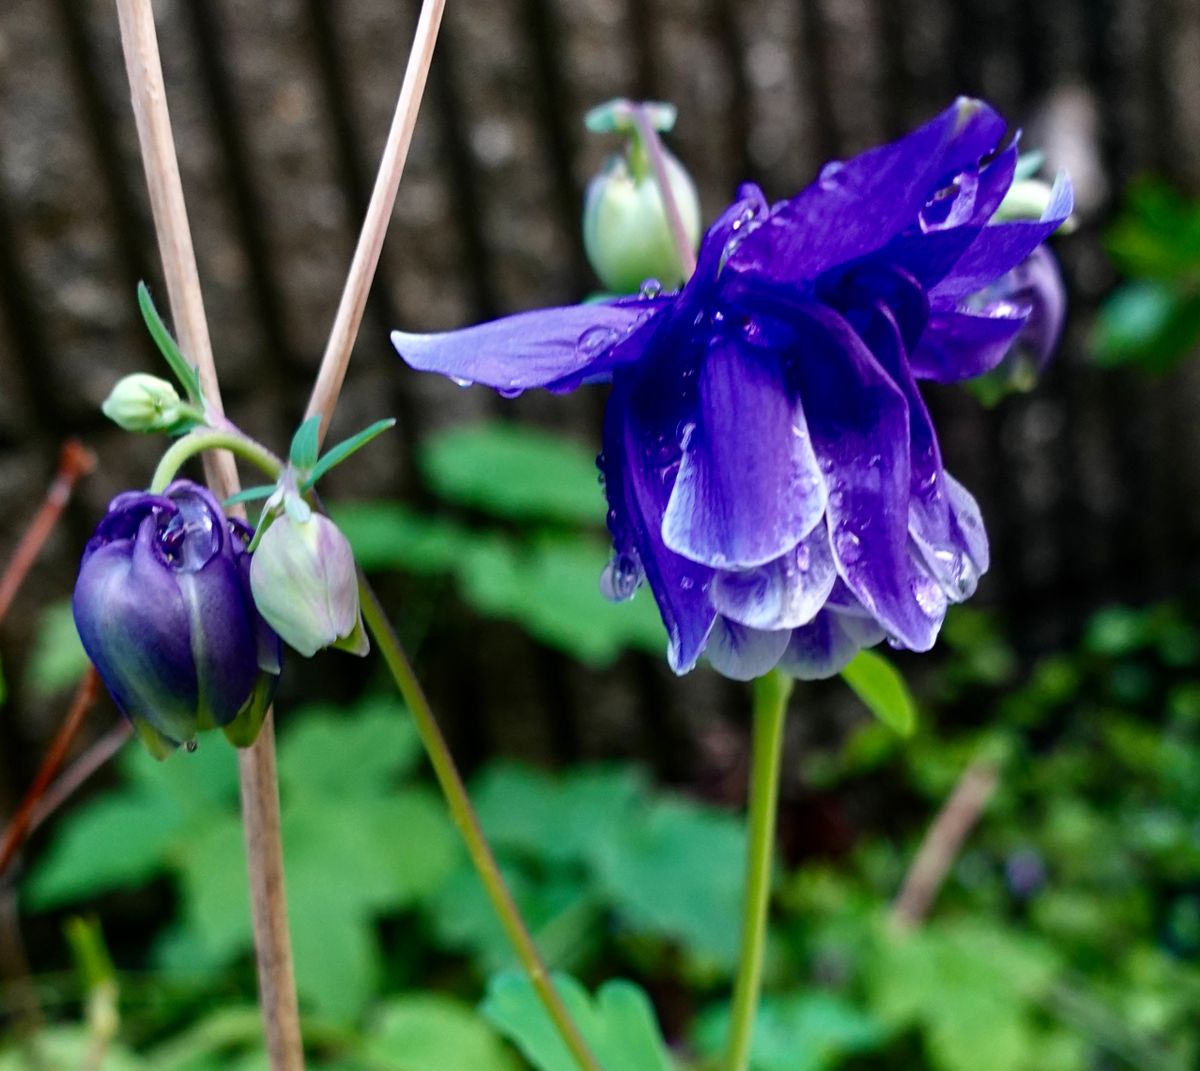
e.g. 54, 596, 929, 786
306, 418, 396, 486
277, 698, 423, 798
840, 650, 917, 737
138, 281, 202, 401
365, 994, 523, 1071
289, 415, 322, 469
483, 973, 674, 1071
456, 536, 666, 666
330, 501, 469, 575
593, 796, 746, 969
420, 423, 605, 524
23, 794, 184, 909
25, 601, 90, 698
692, 993, 887, 1071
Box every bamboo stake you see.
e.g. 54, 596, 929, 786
113, 3, 303, 1067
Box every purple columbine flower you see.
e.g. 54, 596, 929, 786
392, 98, 1072, 680
73, 480, 282, 755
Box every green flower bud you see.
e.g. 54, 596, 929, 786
582, 104, 701, 294
101, 374, 186, 433
249, 501, 368, 658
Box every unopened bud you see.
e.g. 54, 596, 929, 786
101, 374, 185, 433
582, 100, 701, 294
250, 504, 368, 658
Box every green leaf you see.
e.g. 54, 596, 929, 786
365, 994, 523, 1071
25, 601, 90, 698
138, 281, 202, 401
0, 1027, 145, 1071
277, 697, 423, 798
420, 423, 606, 524
456, 536, 666, 666
692, 993, 887, 1071
482, 973, 675, 1071
472, 762, 648, 867
331, 501, 469, 575
306, 418, 397, 486
223, 485, 277, 507
23, 794, 184, 909
593, 796, 747, 969
840, 650, 917, 737
289, 415, 322, 469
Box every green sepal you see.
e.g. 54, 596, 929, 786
223, 673, 274, 748
137, 282, 203, 402
303, 418, 396, 488
1013, 149, 1045, 181
289, 415, 322, 470
134, 720, 179, 761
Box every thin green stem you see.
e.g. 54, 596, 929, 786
630, 103, 697, 280
149, 429, 283, 494
358, 578, 605, 1071
725, 670, 793, 1071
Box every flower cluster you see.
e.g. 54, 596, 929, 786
393, 98, 1072, 681
73, 481, 281, 756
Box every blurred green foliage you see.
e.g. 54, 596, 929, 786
1094, 180, 1200, 373
6, 592, 1199, 1070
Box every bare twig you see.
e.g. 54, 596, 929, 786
113, 3, 302, 1068
0, 440, 95, 626
889, 758, 999, 930
304, 0, 446, 441
27, 721, 133, 840
0, 669, 100, 882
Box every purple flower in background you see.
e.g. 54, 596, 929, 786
393, 98, 1072, 680
73, 480, 281, 755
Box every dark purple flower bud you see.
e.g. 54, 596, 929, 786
73, 480, 281, 757
393, 98, 1073, 681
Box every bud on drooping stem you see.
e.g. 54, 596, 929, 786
101, 374, 191, 434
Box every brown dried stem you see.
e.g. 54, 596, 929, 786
113, 2, 302, 1067
304, 0, 446, 440
889, 758, 999, 930
0, 441, 95, 627
0, 669, 100, 882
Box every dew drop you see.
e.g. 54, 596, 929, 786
640, 278, 662, 299
185, 739, 198, 753
497, 386, 524, 399
818, 161, 845, 189
835, 528, 863, 564
679, 575, 695, 591
578, 325, 620, 358
911, 574, 945, 617
600, 552, 641, 602
450, 376, 473, 388
795, 543, 811, 571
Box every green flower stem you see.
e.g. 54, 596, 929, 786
358, 578, 605, 1071
149, 429, 283, 494
725, 669, 794, 1071
630, 102, 697, 280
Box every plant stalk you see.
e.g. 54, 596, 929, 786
114, 2, 303, 1067
150, 429, 284, 494
358, 578, 605, 1071
725, 670, 793, 1071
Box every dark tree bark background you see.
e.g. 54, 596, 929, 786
1, 0, 1199, 809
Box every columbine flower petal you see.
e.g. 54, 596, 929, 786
393, 98, 1071, 681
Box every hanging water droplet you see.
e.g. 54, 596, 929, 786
818, 160, 846, 189
185, 739, 198, 753
578, 325, 620, 358
450, 376, 473, 388
639, 278, 662, 299
600, 552, 641, 602
835, 528, 863, 564
911, 573, 945, 617
497, 386, 524, 399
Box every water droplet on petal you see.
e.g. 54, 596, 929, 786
161, 496, 219, 573
818, 161, 846, 189
600, 552, 641, 602
835, 528, 863, 565
578, 325, 620, 358
639, 278, 662, 299
679, 575, 694, 591
185, 739, 198, 753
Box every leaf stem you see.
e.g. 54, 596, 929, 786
357, 577, 605, 1071
149, 428, 284, 495
630, 103, 697, 281
725, 669, 793, 1071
